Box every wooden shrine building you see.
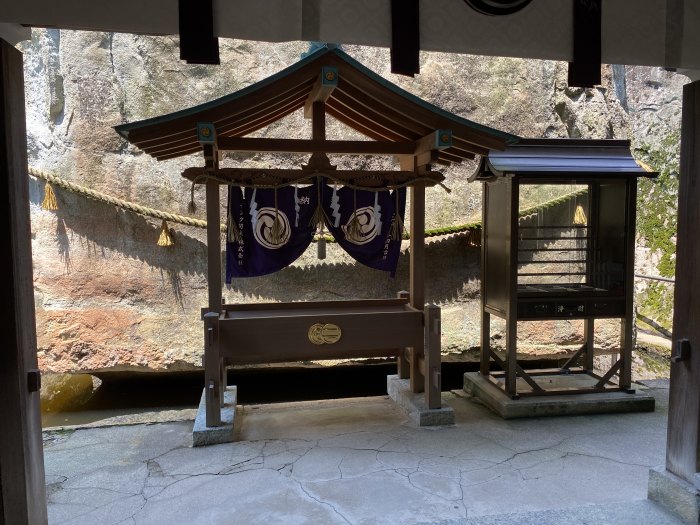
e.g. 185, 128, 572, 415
115, 44, 517, 436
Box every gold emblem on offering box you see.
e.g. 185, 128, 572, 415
308, 323, 342, 345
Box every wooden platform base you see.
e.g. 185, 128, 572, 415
463, 372, 655, 419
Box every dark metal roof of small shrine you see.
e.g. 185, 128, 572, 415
472, 139, 657, 180
114, 45, 518, 164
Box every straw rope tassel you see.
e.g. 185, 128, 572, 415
157, 219, 174, 247
309, 177, 328, 232
390, 189, 405, 241
317, 229, 327, 260
573, 203, 587, 226
41, 181, 58, 211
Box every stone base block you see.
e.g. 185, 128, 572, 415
192, 386, 237, 447
464, 372, 655, 419
387, 375, 455, 426
648, 466, 700, 524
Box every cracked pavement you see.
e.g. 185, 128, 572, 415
42, 380, 682, 525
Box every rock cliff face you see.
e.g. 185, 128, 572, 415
19, 29, 684, 374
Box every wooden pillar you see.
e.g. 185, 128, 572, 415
505, 177, 518, 398
409, 180, 426, 393
424, 305, 442, 409
0, 39, 48, 525
619, 177, 637, 390
205, 181, 221, 310
666, 80, 700, 482
203, 312, 221, 427
312, 101, 325, 141
480, 182, 490, 376
397, 291, 411, 378
204, 150, 222, 422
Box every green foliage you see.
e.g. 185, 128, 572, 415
635, 132, 680, 278
638, 281, 675, 329
635, 132, 680, 331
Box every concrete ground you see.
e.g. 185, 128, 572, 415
43, 379, 684, 525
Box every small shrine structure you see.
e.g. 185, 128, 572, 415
115, 45, 516, 440
466, 139, 657, 414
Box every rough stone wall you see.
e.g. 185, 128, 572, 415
20, 30, 684, 374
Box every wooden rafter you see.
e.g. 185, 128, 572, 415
325, 100, 408, 143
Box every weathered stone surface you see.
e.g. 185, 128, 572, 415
41, 384, 681, 524
18, 30, 685, 375
40, 373, 101, 413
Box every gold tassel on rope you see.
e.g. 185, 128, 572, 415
309, 177, 328, 233
389, 188, 405, 241
157, 220, 174, 247
41, 182, 58, 211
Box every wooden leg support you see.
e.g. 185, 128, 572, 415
219, 357, 226, 408
203, 312, 221, 427
505, 315, 518, 398
620, 317, 633, 390
397, 291, 411, 379
584, 318, 595, 372
480, 311, 491, 376
410, 345, 425, 393
424, 305, 442, 409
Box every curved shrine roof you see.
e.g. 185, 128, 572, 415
114, 46, 518, 165
472, 139, 658, 180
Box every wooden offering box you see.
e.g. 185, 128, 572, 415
214, 298, 424, 365
474, 139, 656, 399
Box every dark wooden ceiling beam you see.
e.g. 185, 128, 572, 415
304, 66, 338, 118
182, 166, 445, 187
216, 137, 416, 155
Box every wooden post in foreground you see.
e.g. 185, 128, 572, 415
409, 181, 426, 393
204, 145, 222, 423
0, 39, 48, 525
397, 291, 411, 378
424, 305, 442, 409
666, 80, 700, 482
